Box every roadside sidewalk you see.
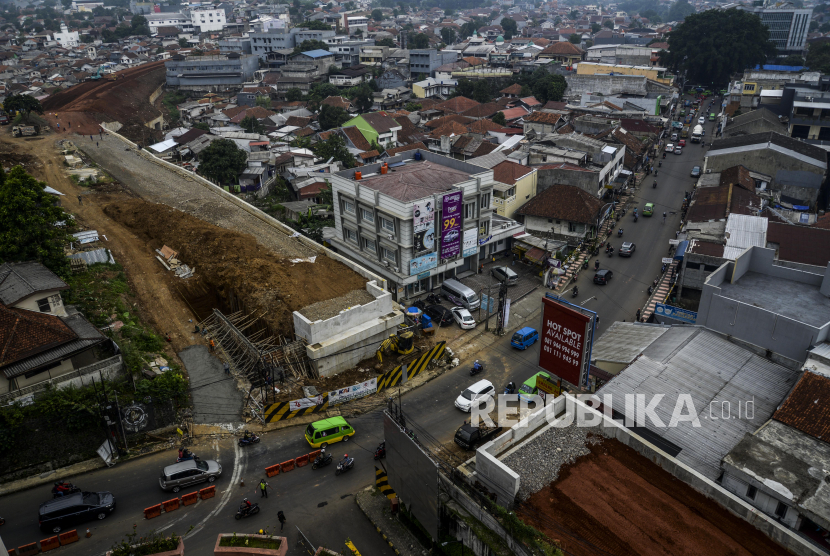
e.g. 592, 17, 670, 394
356, 487, 429, 556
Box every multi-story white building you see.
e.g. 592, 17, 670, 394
147, 12, 189, 34
741, 4, 812, 55
328, 149, 496, 301
191, 8, 227, 33
344, 15, 369, 35
53, 23, 79, 47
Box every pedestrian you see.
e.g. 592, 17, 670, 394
96, 141, 99, 147
277, 510, 286, 530
90, 135, 93, 141
259, 479, 269, 498
165, 332, 172, 343
479, 263, 484, 273
56, 122, 60, 130
77, 194, 82, 205
636, 309, 641, 321
68, 121, 71, 128
209, 338, 215, 352
223, 362, 230, 376
675, 230, 679, 239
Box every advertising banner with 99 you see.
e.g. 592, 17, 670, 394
538, 297, 592, 386
440, 191, 463, 260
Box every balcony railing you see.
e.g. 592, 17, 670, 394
493, 195, 517, 206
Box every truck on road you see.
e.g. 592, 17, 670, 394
691, 124, 704, 143
454, 421, 503, 450
12, 125, 38, 137
681, 126, 689, 138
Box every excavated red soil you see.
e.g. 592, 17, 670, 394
103, 198, 367, 337
518, 437, 789, 556
42, 61, 166, 139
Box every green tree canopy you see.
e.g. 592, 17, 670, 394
591, 22, 601, 33
781, 54, 805, 66
294, 39, 329, 54
568, 9, 579, 19
318, 104, 350, 130
568, 33, 581, 44
375, 37, 396, 47
4, 94, 43, 122
285, 88, 304, 102
404, 102, 422, 111
806, 42, 830, 73
198, 139, 248, 186
302, 19, 332, 30
371, 8, 384, 21
193, 122, 210, 131
660, 8, 777, 88
408, 32, 429, 49
667, 0, 695, 21
0, 166, 73, 276
348, 83, 374, 112
440, 27, 456, 44
492, 111, 506, 126
239, 116, 264, 134
500, 17, 517, 39
472, 80, 492, 103
312, 134, 355, 168
309, 82, 341, 102
603, 19, 614, 29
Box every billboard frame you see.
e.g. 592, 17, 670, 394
538, 293, 596, 388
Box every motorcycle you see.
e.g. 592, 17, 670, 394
582, 259, 588, 270
661, 263, 668, 274
607, 248, 614, 257
373, 442, 386, 461
594, 260, 600, 270
426, 293, 441, 305
571, 286, 578, 298
634, 214, 638, 222
412, 299, 426, 311
177, 449, 197, 463
504, 382, 516, 395
312, 449, 333, 469
658, 161, 662, 167
470, 360, 484, 376
52, 482, 81, 499
238, 432, 260, 447
617, 228, 623, 238
0, 516, 4, 525
335, 456, 355, 476
235, 502, 260, 520
648, 285, 654, 295
653, 181, 657, 189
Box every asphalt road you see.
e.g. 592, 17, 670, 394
0, 98, 715, 555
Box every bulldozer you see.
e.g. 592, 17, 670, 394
376, 331, 415, 363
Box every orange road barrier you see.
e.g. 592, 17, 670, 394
265, 464, 280, 478
279, 459, 295, 473
40, 536, 60, 552
144, 503, 163, 519
59, 530, 80, 545
295, 454, 309, 467
162, 498, 180, 512
181, 491, 199, 506
199, 485, 216, 500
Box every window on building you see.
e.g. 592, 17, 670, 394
380, 216, 395, 233
382, 247, 396, 262
464, 202, 476, 219
774, 501, 787, 518
364, 238, 377, 253
568, 222, 579, 232
480, 193, 490, 209
362, 208, 374, 222
345, 228, 357, 243
746, 485, 757, 500
36, 297, 51, 313
479, 220, 489, 236
343, 200, 355, 214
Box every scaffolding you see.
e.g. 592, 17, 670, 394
198, 309, 315, 422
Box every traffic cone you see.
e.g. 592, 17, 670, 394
86, 529, 92, 538
240, 479, 245, 487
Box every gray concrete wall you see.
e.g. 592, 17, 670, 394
706, 149, 824, 189
537, 167, 597, 195
293, 281, 391, 345
565, 74, 649, 96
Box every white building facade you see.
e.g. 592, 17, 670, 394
191, 8, 227, 33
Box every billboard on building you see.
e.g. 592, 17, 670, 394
413, 199, 435, 253
462, 227, 478, 257
538, 296, 592, 386
409, 252, 437, 276
440, 191, 463, 260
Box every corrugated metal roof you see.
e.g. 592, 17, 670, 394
72, 230, 99, 244
598, 327, 799, 479
723, 213, 767, 260
0, 262, 68, 306
591, 321, 670, 364
67, 248, 116, 265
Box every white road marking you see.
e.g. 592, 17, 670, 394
156, 509, 193, 532
185, 440, 244, 539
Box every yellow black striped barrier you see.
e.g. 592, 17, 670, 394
377, 364, 404, 392
405, 341, 445, 381
375, 466, 397, 500
263, 393, 329, 423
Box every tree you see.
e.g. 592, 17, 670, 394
318, 103, 350, 130
4, 94, 43, 122
500, 17, 517, 39
438, 27, 455, 45
603, 19, 614, 29
810, 21, 819, 32
806, 42, 830, 73
591, 22, 601, 33
302, 19, 332, 30
81, 34, 93, 43
531, 72, 567, 103
240, 116, 264, 134
193, 122, 211, 131
781, 54, 805, 66
0, 167, 73, 276
375, 37, 396, 47
492, 111, 506, 126
660, 9, 777, 88
255, 95, 272, 108
198, 139, 248, 186
404, 102, 422, 111
408, 32, 429, 49
286, 88, 304, 102
667, 0, 695, 21
820, 22, 830, 33
472, 80, 492, 103
130, 14, 150, 35
294, 39, 329, 54
445, 8, 455, 16
309, 82, 341, 101
371, 8, 383, 21
312, 134, 355, 168
568, 9, 579, 19
569, 33, 581, 44
350, 83, 373, 113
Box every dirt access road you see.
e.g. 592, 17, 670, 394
0, 133, 198, 359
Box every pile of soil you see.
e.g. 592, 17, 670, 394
0, 139, 41, 171
518, 437, 787, 556
103, 198, 367, 337
41, 62, 166, 140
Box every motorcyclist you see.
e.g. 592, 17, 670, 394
618, 228, 623, 237
53, 482, 71, 496
240, 498, 252, 512
506, 381, 515, 393
243, 431, 252, 441
573, 286, 579, 296
595, 260, 600, 270
472, 360, 483, 372
341, 453, 353, 467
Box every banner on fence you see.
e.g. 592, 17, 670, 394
328, 378, 378, 406
288, 395, 325, 410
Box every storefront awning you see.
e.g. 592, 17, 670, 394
524, 247, 546, 263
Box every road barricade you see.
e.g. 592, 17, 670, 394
162, 498, 180, 512
265, 463, 280, 478
295, 454, 309, 468
144, 503, 163, 519
199, 485, 216, 500
181, 491, 198, 506
280, 459, 295, 473
308, 449, 321, 462
17, 543, 37, 556
6, 549, 15, 556
59, 530, 80, 546
40, 536, 60, 552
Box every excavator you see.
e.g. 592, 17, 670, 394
376, 331, 415, 363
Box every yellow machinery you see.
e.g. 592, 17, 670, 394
376, 331, 414, 363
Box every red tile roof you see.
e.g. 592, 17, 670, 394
523, 111, 563, 125
342, 126, 372, 151
767, 223, 830, 267
516, 183, 602, 224
500, 83, 523, 95
773, 371, 830, 441
436, 96, 480, 115
540, 41, 583, 56
0, 305, 77, 369
493, 160, 533, 184
386, 142, 426, 156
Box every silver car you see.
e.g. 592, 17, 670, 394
159, 459, 222, 492
491, 266, 518, 285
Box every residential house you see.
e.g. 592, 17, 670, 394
537, 41, 583, 65
522, 111, 564, 135
490, 160, 537, 219
342, 111, 403, 149
515, 183, 602, 244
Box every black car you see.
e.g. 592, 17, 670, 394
39, 491, 115, 534
593, 270, 613, 285
424, 304, 454, 326
619, 242, 636, 257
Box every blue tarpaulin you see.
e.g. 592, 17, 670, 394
754, 64, 806, 72
673, 240, 689, 261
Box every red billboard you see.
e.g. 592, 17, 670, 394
538, 297, 592, 386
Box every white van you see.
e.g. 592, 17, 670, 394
441, 279, 480, 310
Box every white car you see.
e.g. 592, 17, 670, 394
451, 306, 476, 330
665, 143, 675, 153
698, 117, 705, 125
454, 379, 495, 412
